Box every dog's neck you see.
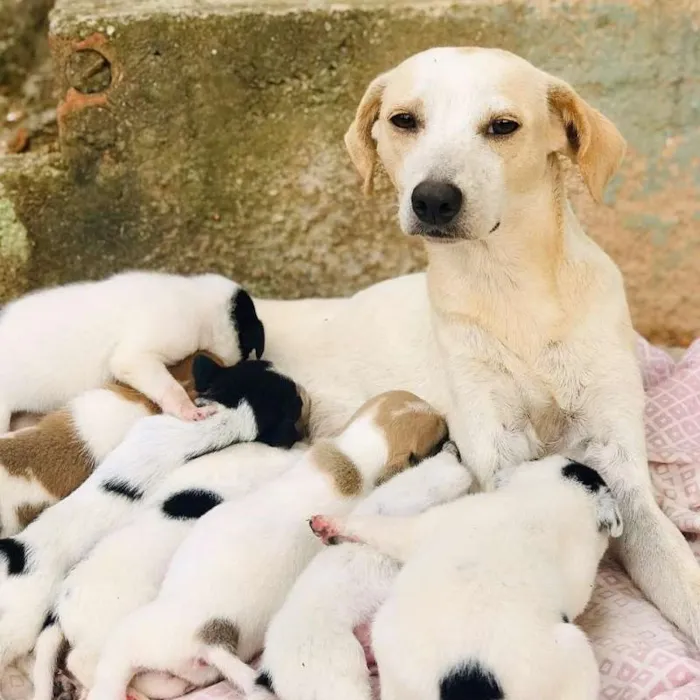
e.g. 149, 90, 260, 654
425, 160, 579, 353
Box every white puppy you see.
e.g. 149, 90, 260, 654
0, 270, 265, 429
32, 442, 307, 700
252, 440, 473, 700
310, 456, 623, 700
87, 390, 449, 700
0, 359, 307, 672
0, 355, 199, 536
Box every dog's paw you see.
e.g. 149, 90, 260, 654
308, 515, 360, 546
596, 490, 623, 538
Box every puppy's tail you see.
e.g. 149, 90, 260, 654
197, 619, 256, 694
32, 620, 65, 700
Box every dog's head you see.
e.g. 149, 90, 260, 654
192, 356, 310, 448
345, 47, 625, 244
193, 274, 265, 364
343, 390, 449, 485
497, 455, 623, 540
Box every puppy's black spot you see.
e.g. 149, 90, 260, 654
255, 671, 275, 694
0, 538, 27, 575
440, 663, 504, 700
327, 535, 340, 546
231, 288, 265, 359
562, 461, 606, 494
562, 613, 570, 623
162, 490, 223, 520
101, 478, 143, 501
42, 611, 57, 630
192, 354, 224, 394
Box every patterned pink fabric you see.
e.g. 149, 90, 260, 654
182, 337, 700, 700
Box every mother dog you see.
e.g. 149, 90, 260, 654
255, 47, 700, 645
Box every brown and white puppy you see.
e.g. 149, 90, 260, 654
250, 47, 700, 644
0, 356, 199, 536
87, 390, 448, 700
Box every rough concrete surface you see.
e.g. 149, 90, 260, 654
0, 0, 54, 88
0, 0, 698, 344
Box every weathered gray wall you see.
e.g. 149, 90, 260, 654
0, 0, 698, 344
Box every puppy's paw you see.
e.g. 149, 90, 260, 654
308, 515, 359, 546
162, 390, 217, 422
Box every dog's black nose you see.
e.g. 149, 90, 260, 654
411, 181, 463, 226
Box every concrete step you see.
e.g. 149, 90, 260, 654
0, 0, 698, 345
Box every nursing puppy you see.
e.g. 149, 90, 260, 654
0, 270, 265, 430
0, 357, 307, 672
33, 442, 308, 700
87, 390, 448, 700
0, 355, 200, 537
253, 440, 472, 700
310, 456, 623, 700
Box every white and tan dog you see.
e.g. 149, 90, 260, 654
310, 456, 623, 700
0, 271, 264, 429
252, 440, 472, 700
32, 441, 307, 700
0, 358, 307, 673
250, 47, 700, 643
87, 391, 448, 700
0, 356, 200, 537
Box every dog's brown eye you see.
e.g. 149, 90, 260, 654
390, 113, 417, 130
488, 119, 520, 136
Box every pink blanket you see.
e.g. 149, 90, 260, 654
182, 336, 700, 700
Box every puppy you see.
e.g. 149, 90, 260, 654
310, 456, 623, 700
86, 390, 448, 700
33, 442, 308, 700
0, 355, 200, 536
252, 440, 473, 700
0, 270, 264, 430
0, 357, 308, 672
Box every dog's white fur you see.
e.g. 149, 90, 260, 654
0, 271, 258, 429
250, 47, 700, 643
86, 391, 448, 700
0, 387, 158, 536
312, 455, 622, 700
253, 441, 473, 700
31, 442, 306, 700
0, 401, 259, 672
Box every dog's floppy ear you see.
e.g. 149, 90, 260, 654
344, 71, 391, 195
547, 80, 626, 203
192, 353, 224, 393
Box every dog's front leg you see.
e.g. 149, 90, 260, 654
573, 370, 700, 646
444, 363, 541, 490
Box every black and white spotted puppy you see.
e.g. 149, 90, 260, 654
310, 456, 623, 700
252, 441, 473, 700
0, 356, 308, 673
0, 271, 265, 430
32, 441, 308, 700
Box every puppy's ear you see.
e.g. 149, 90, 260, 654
192, 354, 224, 393
547, 80, 626, 203
344, 71, 390, 195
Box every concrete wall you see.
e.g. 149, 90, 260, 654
0, 0, 698, 345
